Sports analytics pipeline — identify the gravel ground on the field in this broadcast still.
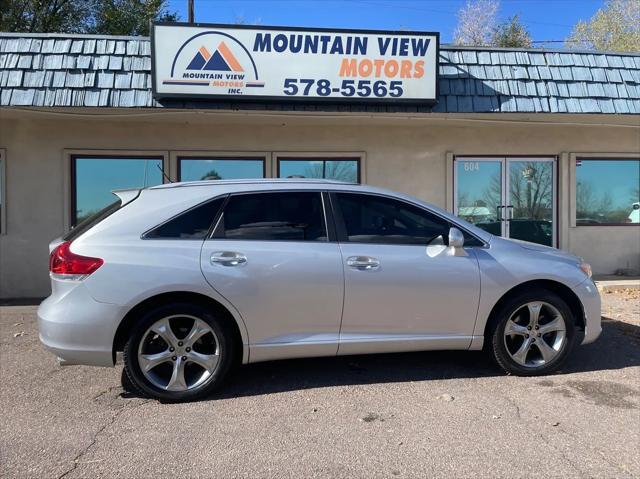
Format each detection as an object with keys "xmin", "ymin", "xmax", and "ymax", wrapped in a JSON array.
[{"xmin": 1, "ymin": 290, "xmax": 639, "ymax": 479}]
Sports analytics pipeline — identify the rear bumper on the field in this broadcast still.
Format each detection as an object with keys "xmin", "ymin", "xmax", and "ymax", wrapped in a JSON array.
[
  {"xmin": 37, "ymin": 283, "xmax": 124, "ymax": 367},
  {"xmin": 572, "ymin": 278, "xmax": 602, "ymax": 345}
]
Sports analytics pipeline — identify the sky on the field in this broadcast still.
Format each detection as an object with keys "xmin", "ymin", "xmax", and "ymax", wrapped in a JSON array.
[{"xmin": 165, "ymin": 0, "xmax": 605, "ymax": 46}]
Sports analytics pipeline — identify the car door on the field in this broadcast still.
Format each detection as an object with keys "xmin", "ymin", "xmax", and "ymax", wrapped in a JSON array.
[
  {"xmin": 200, "ymin": 190, "xmax": 344, "ymax": 362},
  {"xmin": 331, "ymin": 192, "xmax": 481, "ymax": 355}
]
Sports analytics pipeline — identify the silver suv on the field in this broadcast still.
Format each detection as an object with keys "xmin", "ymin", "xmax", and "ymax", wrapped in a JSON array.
[{"xmin": 38, "ymin": 180, "xmax": 601, "ymax": 402}]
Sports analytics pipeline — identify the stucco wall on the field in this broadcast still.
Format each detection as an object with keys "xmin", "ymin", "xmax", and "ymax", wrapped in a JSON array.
[{"xmin": 0, "ymin": 110, "xmax": 638, "ymax": 298}]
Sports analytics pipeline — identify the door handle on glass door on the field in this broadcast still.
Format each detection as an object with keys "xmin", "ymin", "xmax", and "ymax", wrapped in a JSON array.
[
  {"xmin": 347, "ymin": 256, "xmax": 380, "ymax": 271},
  {"xmin": 210, "ymin": 251, "xmax": 247, "ymax": 266}
]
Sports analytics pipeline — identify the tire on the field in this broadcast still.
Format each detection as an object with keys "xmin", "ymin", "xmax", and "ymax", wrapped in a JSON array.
[
  {"xmin": 487, "ymin": 288, "xmax": 577, "ymax": 376},
  {"xmin": 123, "ymin": 302, "xmax": 235, "ymax": 402}
]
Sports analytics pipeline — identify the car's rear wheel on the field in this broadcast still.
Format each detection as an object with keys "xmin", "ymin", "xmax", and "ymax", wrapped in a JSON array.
[
  {"xmin": 123, "ymin": 303, "xmax": 235, "ymax": 402},
  {"xmin": 488, "ymin": 289, "xmax": 577, "ymax": 376}
]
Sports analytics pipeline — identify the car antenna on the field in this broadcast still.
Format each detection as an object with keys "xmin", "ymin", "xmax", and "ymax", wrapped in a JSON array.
[{"xmin": 157, "ymin": 163, "xmax": 173, "ymax": 183}]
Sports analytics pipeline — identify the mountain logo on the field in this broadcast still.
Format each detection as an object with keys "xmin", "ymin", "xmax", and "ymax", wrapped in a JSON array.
[{"xmin": 186, "ymin": 42, "xmax": 244, "ymax": 72}]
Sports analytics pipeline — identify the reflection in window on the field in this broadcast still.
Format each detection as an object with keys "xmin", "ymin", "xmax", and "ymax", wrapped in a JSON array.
[
  {"xmin": 456, "ymin": 160, "xmax": 502, "ymax": 227},
  {"xmin": 278, "ymin": 158, "xmax": 359, "ymax": 183},
  {"xmin": 217, "ymin": 192, "xmax": 326, "ymax": 241},
  {"xmin": 73, "ymin": 157, "xmax": 163, "ymax": 225},
  {"xmin": 336, "ymin": 193, "xmax": 450, "ymax": 245},
  {"xmin": 576, "ymin": 159, "xmax": 640, "ymax": 225},
  {"xmin": 179, "ymin": 158, "xmax": 264, "ymax": 181}
]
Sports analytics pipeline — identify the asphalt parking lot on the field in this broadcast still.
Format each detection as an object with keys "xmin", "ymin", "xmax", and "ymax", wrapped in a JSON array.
[{"xmin": 1, "ymin": 290, "xmax": 639, "ymax": 478}]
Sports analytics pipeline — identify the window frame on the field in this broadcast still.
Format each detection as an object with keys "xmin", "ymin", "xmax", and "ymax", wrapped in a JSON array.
[
  {"xmin": 573, "ymin": 155, "xmax": 640, "ymax": 227},
  {"xmin": 274, "ymin": 152, "xmax": 365, "ymax": 183},
  {"xmin": 329, "ymin": 191, "xmax": 487, "ymax": 247},
  {"xmin": 0, "ymin": 149, "xmax": 6, "ymax": 235},
  {"xmin": 175, "ymin": 153, "xmax": 268, "ymax": 182},
  {"xmin": 209, "ymin": 190, "xmax": 333, "ymax": 243},
  {"xmin": 65, "ymin": 151, "xmax": 167, "ymax": 230}
]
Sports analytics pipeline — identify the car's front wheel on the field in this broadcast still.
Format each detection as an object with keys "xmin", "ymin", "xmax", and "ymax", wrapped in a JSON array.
[
  {"xmin": 123, "ymin": 303, "xmax": 235, "ymax": 402},
  {"xmin": 488, "ymin": 289, "xmax": 577, "ymax": 376}
]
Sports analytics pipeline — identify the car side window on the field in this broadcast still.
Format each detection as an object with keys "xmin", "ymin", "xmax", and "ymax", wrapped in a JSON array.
[
  {"xmin": 335, "ymin": 193, "xmax": 450, "ymax": 245},
  {"xmin": 214, "ymin": 192, "xmax": 327, "ymax": 241},
  {"xmin": 144, "ymin": 197, "xmax": 225, "ymax": 239}
]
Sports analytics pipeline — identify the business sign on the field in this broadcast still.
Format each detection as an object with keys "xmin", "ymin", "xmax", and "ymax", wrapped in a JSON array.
[{"xmin": 151, "ymin": 23, "xmax": 439, "ymax": 103}]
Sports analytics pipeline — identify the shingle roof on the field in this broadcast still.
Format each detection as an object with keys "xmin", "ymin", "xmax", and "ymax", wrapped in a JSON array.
[{"xmin": 1, "ymin": 32, "xmax": 639, "ymax": 114}]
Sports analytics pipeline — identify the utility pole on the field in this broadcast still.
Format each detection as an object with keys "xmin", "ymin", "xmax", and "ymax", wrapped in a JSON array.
[{"xmin": 188, "ymin": 0, "xmax": 195, "ymax": 23}]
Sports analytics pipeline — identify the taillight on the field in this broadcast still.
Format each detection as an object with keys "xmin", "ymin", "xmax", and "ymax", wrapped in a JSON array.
[{"xmin": 49, "ymin": 241, "xmax": 103, "ymax": 278}]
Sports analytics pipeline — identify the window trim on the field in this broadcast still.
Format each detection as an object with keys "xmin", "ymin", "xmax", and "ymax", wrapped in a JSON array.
[
  {"xmin": 64, "ymin": 149, "xmax": 169, "ymax": 230},
  {"xmin": 209, "ymin": 189, "xmax": 332, "ymax": 243},
  {"xmin": 274, "ymin": 151, "xmax": 365, "ymax": 183},
  {"xmin": 173, "ymin": 151, "xmax": 269, "ymax": 182},
  {"xmin": 572, "ymin": 154, "xmax": 640, "ymax": 227},
  {"xmin": 329, "ymin": 190, "xmax": 488, "ymax": 247},
  {"xmin": 0, "ymin": 149, "xmax": 6, "ymax": 235},
  {"xmin": 69, "ymin": 153, "xmax": 168, "ymax": 227}
]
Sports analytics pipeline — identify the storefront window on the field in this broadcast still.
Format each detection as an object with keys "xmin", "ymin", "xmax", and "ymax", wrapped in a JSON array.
[
  {"xmin": 178, "ymin": 157, "xmax": 265, "ymax": 181},
  {"xmin": 72, "ymin": 156, "xmax": 164, "ymax": 225},
  {"xmin": 576, "ymin": 159, "xmax": 640, "ymax": 225},
  {"xmin": 278, "ymin": 158, "xmax": 359, "ymax": 183}
]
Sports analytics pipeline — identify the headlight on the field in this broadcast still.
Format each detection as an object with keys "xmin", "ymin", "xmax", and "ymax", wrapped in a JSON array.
[{"xmin": 579, "ymin": 261, "xmax": 592, "ymax": 278}]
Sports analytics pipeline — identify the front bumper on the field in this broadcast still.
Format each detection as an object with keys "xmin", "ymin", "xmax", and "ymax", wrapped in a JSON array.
[
  {"xmin": 37, "ymin": 282, "xmax": 124, "ymax": 367},
  {"xmin": 572, "ymin": 278, "xmax": 602, "ymax": 344}
]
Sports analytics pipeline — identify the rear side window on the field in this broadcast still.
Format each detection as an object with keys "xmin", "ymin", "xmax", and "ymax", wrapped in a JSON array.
[
  {"xmin": 63, "ymin": 200, "xmax": 122, "ymax": 242},
  {"xmin": 214, "ymin": 192, "xmax": 326, "ymax": 241},
  {"xmin": 145, "ymin": 197, "xmax": 225, "ymax": 239}
]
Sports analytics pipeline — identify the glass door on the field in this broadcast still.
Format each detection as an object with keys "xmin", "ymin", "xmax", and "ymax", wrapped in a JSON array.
[
  {"xmin": 506, "ymin": 159, "xmax": 555, "ymax": 247},
  {"xmin": 454, "ymin": 157, "xmax": 556, "ymax": 247},
  {"xmin": 455, "ymin": 158, "xmax": 505, "ymax": 238}
]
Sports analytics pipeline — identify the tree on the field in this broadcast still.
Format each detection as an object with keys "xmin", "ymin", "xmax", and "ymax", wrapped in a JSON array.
[
  {"xmin": 200, "ymin": 169, "xmax": 222, "ymax": 180},
  {"xmin": 0, "ymin": 0, "xmax": 94, "ymax": 33},
  {"xmin": 492, "ymin": 15, "xmax": 532, "ymax": 48},
  {"xmin": 453, "ymin": 0, "xmax": 500, "ymax": 46},
  {"xmin": 0, "ymin": 0, "xmax": 179, "ymax": 35},
  {"xmin": 566, "ymin": 0, "xmax": 640, "ymax": 53},
  {"xmin": 90, "ymin": 0, "xmax": 178, "ymax": 36}
]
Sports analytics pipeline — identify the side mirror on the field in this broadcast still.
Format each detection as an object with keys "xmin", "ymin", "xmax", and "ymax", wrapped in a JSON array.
[{"xmin": 448, "ymin": 227, "xmax": 468, "ymax": 257}]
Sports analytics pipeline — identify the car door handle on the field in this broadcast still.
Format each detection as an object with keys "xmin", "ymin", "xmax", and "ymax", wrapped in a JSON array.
[
  {"xmin": 210, "ymin": 251, "xmax": 247, "ymax": 266},
  {"xmin": 346, "ymin": 256, "xmax": 380, "ymax": 271}
]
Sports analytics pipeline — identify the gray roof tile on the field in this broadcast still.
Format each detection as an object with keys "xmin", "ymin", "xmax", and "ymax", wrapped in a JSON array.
[
  {"xmin": 53, "ymin": 39, "xmax": 71, "ymax": 53},
  {"xmin": 10, "ymin": 88, "xmax": 35, "ymax": 105},
  {"xmin": 97, "ymin": 71, "xmax": 114, "ymax": 88},
  {"xmin": 6, "ymin": 70, "xmax": 23, "ymax": 87},
  {"xmin": 17, "ymin": 54, "xmax": 32, "ymax": 69},
  {"xmin": 23, "ymin": 70, "xmax": 45, "ymax": 87},
  {"xmin": 40, "ymin": 39, "xmax": 55, "ymax": 54},
  {"xmin": 70, "ymin": 40, "xmax": 84, "ymax": 54},
  {"xmin": 477, "ymin": 51, "xmax": 491, "ymax": 64},
  {"xmin": 606, "ymin": 68, "xmax": 623, "ymax": 83},
  {"xmin": 52, "ymin": 70, "xmax": 66, "ymax": 87},
  {"xmin": 0, "ymin": 87, "xmax": 12, "ymax": 104},
  {"xmin": 83, "ymin": 39, "xmax": 96, "ymax": 54},
  {"xmin": 29, "ymin": 39, "xmax": 42, "ymax": 53},
  {"xmin": 65, "ymin": 70, "xmax": 84, "ymax": 88},
  {"xmin": 114, "ymin": 71, "xmax": 131, "ymax": 89},
  {"xmin": 108, "ymin": 55, "xmax": 123, "ymax": 70}
]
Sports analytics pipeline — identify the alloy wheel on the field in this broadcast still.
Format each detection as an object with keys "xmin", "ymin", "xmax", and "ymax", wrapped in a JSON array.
[
  {"xmin": 137, "ymin": 315, "xmax": 220, "ymax": 392},
  {"xmin": 503, "ymin": 301, "xmax": 567, "ymax": 368}
]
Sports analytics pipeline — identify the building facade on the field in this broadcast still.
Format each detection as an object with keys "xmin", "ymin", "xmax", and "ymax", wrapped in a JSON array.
[{"xmin": 0, "ymin": 31, "xmax": 639, "ymax": 299}]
